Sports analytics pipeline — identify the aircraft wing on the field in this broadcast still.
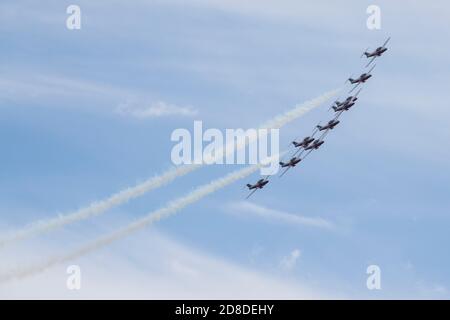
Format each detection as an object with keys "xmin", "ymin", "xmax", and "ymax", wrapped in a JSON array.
[
  {"xmin": 245, "ymin": 188, "xmax": 258, "ymax": 199},
  {"xmin": 333, "ymin": 110, "xmax": 345, "ymax": 121},
  {"xmin": 382, "ymin": 37, "xmax": 391, "ymax": 48},
  {"xmin": 365, "ymin": 55, "xmax": 377, "ymax": 67},
  {"xmin": 349, "ymin": 82, "xmax": 361, "ymax": 94},
  {"xmin": 319, "ymin": 129, "xmax": 331, "ymax": 141},
  {"xmin": 279, "ymin": 166, "xmax": 292, "ymax": 178},
  {"xmin": 292, "ymin": 147, "xmax": 306, "ymax": 158},
  {"xmin": 301, "ymin": 149, "xmax": 314, "ymax": 161}
]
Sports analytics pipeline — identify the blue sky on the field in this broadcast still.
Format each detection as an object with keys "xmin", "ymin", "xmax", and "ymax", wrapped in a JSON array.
[{"xmin": 1, "ymin": 0, "xmax": 450, "ymax": 298}]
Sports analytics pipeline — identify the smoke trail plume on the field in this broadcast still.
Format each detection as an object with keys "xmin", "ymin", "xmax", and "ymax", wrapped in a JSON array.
[
  {"xmin": 0, "ymin": 164, "xmax": 200, "ymax": 247},
  {"xmin": 0, "ymin": 89, "xmax": 339, "ymax": 247},
  {"xmin": 0, "ymin": 154, "xmax": 283, "ymax": 283}
]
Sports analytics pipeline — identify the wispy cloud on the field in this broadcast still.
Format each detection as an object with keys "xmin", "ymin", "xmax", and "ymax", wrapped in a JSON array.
[
  {"xmin": 416, "ymin": 280, "xmax": 449, "ymax": 298},
  {"xmin": 280, "ymin": 249, "xmax": 301, "ymax": 271},
  {"xmin": 0, "ymin": 230, "xmax": 327, "ymax": 299},
  {"xmin": 116, "ymin": 100, "xmax": 198, "ymax": 118},
  {"xmin": 227, "ymin": 201, "xmax": 334, "ymax": 229},
  {"xmin": 0, "ymin": 161, "xmax": 277, "ymax": 282},
  {"xmin": 0, "ymin": 72, "xmax": 134, "ymax": 106}
]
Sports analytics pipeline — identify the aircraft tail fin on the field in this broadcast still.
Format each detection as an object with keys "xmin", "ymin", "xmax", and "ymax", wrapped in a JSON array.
[
  {"xmin": 246, "ymin": 184, "xmax": 252, "ymax": 189},
  {"xmin": 279, "ymin": 162, "xmax": 285, "ymax": 166},
  {"xmin": 332, "ymin": 106, "xmax": 337, "ymax": 112},
  {"xmin": 361, "ymin": 47, "xmax": 370, "ymax": 58}
]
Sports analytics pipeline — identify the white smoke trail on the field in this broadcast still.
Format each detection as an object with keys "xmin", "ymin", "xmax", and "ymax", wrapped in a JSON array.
[
  {"xmin": 0, "ymin": 89, "xmax": 340, "ymax": 247},
  {"xmin": 0, "ymin": 164, "xmax": 200, "ymax": 247},
  {"xmin": 0, "ymin": 154, "xmax": 284, "ymax": 283}
]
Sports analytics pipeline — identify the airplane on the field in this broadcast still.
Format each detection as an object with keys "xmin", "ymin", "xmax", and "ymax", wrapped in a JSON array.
[
  {"xmin": 279, "ymin": 157, "xmax": 302, "ymax": 177},
  {"xmin": 246, "ymin": 178, "xmax": 269, "ymax": 190},
  {"xmin": 348, "ymin": 64, "xmax": 375, "ymax": 93},
  {"xmin": 292, "ymin": 136, "xmax": 314, "ymax": 148},
  {"xmin": 332, "ymin": 89, "xmax": 361, "ymax": 112},
  {"xmin": 317, "ymin": 119, "xmax": 340, "ymax": 131},
  {"xmin": 304, "ymin": 139, "xmax": 324, "ymax": 150},
  {"xmin": 245, "ymin": 178, "xmax": 269, "ymax": 199},
  {"xmin": 279, "ymin": 157, "xmax": 302, "ymax": 168},
  {"xmin": 363, "ymin": 37, "xmax": 390, "ymax": 67}
]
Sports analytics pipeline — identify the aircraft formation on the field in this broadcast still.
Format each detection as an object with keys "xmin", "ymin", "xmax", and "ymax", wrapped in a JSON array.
[{"xmin": 245, "ymin": 37, "xmax": 390, "ymax": 199}]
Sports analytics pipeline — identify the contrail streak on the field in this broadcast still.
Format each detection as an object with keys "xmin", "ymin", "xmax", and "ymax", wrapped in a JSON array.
[
  {"xmin": 0, "ymin": 89, "xmax": 340, "ymax": 247},
  {"xmin": 0, "ymin": 154, "xmax": 283, "ymax": 283},
  {"xmin": 0, "ymin": 164, "xmax": 200, "ymax": 247}
]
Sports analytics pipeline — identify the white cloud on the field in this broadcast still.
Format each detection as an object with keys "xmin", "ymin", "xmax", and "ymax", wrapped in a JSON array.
[
  {"xmin": 155, "ymin": 0, "xmax": 353, "ymax": 24},
  {"xmin": 0, "ymin": 230, "xmax": 327, "ymax": 299},
  {"xmin": 227, "ymin": 201, "xmax": 334, "ymax": 229},
  {"xmin": 0, "ymin": 72, "xmax": 134, "ymax": 106},
  {"xmin": 432, "ymin": 285, "xmax": 448, "ymax": 295},
  {"xmin": 116, "ymin": 100, "xmax": 198, "ymax": 118},
  {"xmin": 0, "ymin": 72, "xmax": 198, "ymax": 120},
  {"xmin": 415, "ymin": 280, "xmax": 449, "ymax": 298},
  {"xmin": 280, "ymin": 249, "xmax": 301, "ymax": 271}
]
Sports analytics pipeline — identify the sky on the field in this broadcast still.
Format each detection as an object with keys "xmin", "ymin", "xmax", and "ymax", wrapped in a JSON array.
[{"xmin": 1, "ymin": 0, "xmax": 450, "ymax": 299}]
